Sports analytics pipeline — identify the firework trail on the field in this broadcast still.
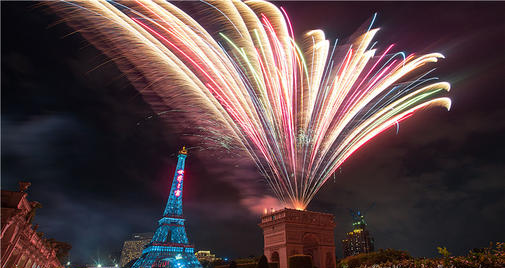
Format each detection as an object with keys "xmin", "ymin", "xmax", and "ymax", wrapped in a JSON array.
[{"xmin": 48, "ymin": 0, "xmax": 451, "ymax": 210}]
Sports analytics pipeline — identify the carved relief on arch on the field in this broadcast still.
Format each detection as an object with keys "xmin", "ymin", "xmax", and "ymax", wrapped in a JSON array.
[
  {"xmin": 1, "ymin": 221, "xmax": 13, "ymax": 239},
  {"xmin": 2, "ymin": 223, "xmax": 19, "ymax": 243},
  {"xmin": 325, "ymin": 252, "xmax": 334, "ymax": 268},
  {"xmin": 302, "ymin": 233, "xmax": 319, "ymax": 247},
  {"xmin": 302, "ymin": 233, "xmax": 320, "ymax": 258}
]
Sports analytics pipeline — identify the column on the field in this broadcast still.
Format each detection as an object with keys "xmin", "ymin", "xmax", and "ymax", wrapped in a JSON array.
[
  {"xmin": 23, "ymin": 257, "xmax": 34, "ymax": 268},
  {"xmin": 4, "ymin": 248, "xmax": 21, "ymax": 268},
  {"xmin": 15, "ymin": 253, "xmax": 27, "ymax": 268},
  {"xmin": 2, "ymin": 225, "xmax": 20, "ymax": 267}
]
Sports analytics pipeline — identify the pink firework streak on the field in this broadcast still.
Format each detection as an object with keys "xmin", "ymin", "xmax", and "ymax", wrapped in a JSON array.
[{"xmin": 48, "ymin": 0, "xmax": 451, "ymax": 210}]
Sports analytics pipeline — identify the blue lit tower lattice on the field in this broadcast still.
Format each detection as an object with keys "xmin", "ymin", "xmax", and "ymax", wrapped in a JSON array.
[{"xmin": 132, "ymin": 147, "xmax": 202, "ymax": 268}]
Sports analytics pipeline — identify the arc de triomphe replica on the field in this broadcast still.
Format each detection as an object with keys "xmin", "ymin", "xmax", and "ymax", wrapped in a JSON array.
[{"xmin": 259, "ymin": 208, "xmax": 336, "ymax": 268}]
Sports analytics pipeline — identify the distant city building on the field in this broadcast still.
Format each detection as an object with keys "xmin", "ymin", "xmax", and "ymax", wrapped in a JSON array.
[
  {"xmin": 259, "ymin": 208, "xmax": 336, "ymax": 268},
  {"xmin": 195, "ymin": 251, "xmax": 217, "ymax": 262},
  {"xmin": 341, "ymin": 211, "xmax": 374, "ymax": 257},
  {"xmin": 119, "ymin": 232, "xmax": 154, "ymax": 267},
  {"xmin": 1, "ymin": 182, "xmax": 65, "ymax": 268}
]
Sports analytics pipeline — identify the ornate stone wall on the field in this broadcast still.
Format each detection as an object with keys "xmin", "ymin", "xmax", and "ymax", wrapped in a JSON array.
[{"xmin": 1, "ymin": 182, "xmax": 64, "ymax": 268}]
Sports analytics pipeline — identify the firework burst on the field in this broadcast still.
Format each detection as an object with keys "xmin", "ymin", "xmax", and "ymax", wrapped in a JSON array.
[{"xmin": 48, "ymin": 0, "xmax": 451, "ymax": 210}]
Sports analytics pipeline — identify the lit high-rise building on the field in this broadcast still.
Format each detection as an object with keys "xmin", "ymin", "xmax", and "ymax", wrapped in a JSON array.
[
  {"xmin": 341, "ymin": 211, "xmax": 374, "ymax": 257},
  {"xmin": 119, "ymin": 233, "xmax": 154, "ymax": 267},
  {"xmin": 195, "ymin": 251, "xmax": 217, "ymax": 263}
]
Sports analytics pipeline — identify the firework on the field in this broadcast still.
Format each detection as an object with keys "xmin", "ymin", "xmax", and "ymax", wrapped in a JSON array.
[{"xmin": 49, "ymin": 0, "xmax": 451, "ymax": 210}]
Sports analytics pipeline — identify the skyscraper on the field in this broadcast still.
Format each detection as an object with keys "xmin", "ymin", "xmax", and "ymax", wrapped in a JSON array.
[
  {"xmin": 341, "ymin": 211, "xmax": 374, "ymax": 257},
  {"xmin": 119, "ymin": 233, "xmax": 154, "ymax": 267},
  {"xmin": 131, "ymin": 147, "xmax": 202, "ymax": 268},
  {"xmin": 194, "ymin": 251, "xmax": 218, "ymax": 263}
]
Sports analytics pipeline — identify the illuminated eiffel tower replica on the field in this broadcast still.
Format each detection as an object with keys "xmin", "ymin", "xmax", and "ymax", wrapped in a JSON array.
[{"xmin": 132, "ymin": 147, "xmax": 202, "ymax": 268}]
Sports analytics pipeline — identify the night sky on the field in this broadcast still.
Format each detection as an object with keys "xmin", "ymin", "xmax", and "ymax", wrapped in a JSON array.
[{"xmin": 2, "ymin": 1, "xmax": 504, "ymax": 265}]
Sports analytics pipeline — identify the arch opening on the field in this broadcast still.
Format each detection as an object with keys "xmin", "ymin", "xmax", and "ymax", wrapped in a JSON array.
[{"xmin": 271, "ymin": 251, "xmax": 280, "ymax": 263}]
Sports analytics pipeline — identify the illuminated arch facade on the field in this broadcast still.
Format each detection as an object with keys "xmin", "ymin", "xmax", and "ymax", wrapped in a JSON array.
[{"xmin": 259, "ymin": 209, "xmax": 336, "ymax": 268}]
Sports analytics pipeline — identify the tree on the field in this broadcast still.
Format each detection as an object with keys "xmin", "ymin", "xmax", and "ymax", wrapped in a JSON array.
[
  {"xmin": 288, "ymin": 255, "xmax": 312, "ymax": 268},
  {"xmin": 257, "ymin": 255, "xmax": 269, "ymax": 268},
  {"xmin": 46, "ymin": 239, "xmax": 72, "ymax": 264},
  {"xmin": 437, "ymin": 246, "xmax": 451, "ymax": 258},
  {"xmin": 337, "ymin": 249, "xmax": 411, "ymax": 268}
]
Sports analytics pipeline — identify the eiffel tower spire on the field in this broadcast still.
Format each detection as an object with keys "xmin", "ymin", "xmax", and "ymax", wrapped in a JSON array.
[
  {"xmin": 132, "ymin": 147, "xmax": 202, "ymax": 268},
  {"xmin": 163, "ymin": 146, "xmax": 188, "ymax": 217}
]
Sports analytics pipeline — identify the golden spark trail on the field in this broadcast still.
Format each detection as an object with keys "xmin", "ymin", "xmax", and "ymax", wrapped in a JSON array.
[{"xmin": 48, "ymin": 0, "xmax": 451, "ymax": 210}]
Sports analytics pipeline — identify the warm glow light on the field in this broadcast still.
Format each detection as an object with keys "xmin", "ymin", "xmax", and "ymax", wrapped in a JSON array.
[{"xmin": 293, "ymin": 200, "xmax": 306, "ymax": 211}]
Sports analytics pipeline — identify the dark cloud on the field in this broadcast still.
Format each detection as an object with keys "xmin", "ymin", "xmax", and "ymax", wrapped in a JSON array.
[{"xmin": 2, "ymin": 1, "xmax": 504, "ymax": 265}]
